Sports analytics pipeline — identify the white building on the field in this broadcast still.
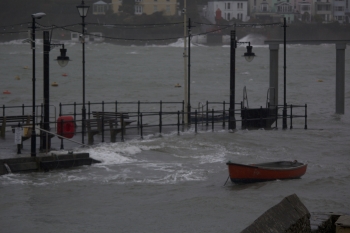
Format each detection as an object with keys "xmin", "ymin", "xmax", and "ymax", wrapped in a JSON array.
[
  {"xmin": 333, "ymin": 0, "xmax": 347, "ymax": 23},
  {"xmin": 206, "ymin": 0, "xmax": 250, "ymax": 23}
]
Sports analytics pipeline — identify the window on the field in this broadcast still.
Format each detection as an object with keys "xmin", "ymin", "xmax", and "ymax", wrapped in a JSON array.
[
  {"xmin": 336, "ymin": 16, "xmax": 344, "ymax": 20},
  {"xmin": 154, "ymin": 5, "xmax": 157, "ymax": 12},
  {"xmin": 317, "ymin": 4, "xmax": 331, "ymax": 11},
  {"xmin": 277, "ymin": 4, "xmax": 292, "ymax": 12},
  {"xmin": 301, "ymin": 5, "xmax": 310, "ymax": 11},
  {"xmin": 166, "ymin": 5, "xmax": 170, "ymax": 13},
  {"xmin": 261, "ymin": 3, "xmax": 268, "ymax": 12},
  {"xmin": 227, "ymin": 3, "xmax": 231, "ymax": 9},
  {"xmin": 135, "ymin": 5, "xmax": 143, "ymax": 14},
  {"xmin": 254, "ymin": 0, "xmax": 256, "ymax": 6},
  {"xmin": 335, "ymin": 6, "xmax": 344, "ymax": 11},
  {"xmin": 227, "ymin": 13, "xmax": 231, "ymax": 20}
]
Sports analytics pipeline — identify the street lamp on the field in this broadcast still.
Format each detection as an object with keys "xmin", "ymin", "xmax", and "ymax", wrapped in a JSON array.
[
  {"xmin": 229, "ymin": 28, "xmax": 255, "ymax": 130},
  {"xmin": 41, "ymin": 31, "xmax": 70, "ymax": 151},
  {"xmin": 76, "ymin": 0, "xmax": 90, "ymax": 144},
  {"xmin": 31, "ymin": 12, "xmax": 46, "ymax": 157}
]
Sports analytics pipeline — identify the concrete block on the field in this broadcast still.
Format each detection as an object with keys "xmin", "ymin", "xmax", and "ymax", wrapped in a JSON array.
[
  {"xmin": 8, "ymin": 162, "xmax": 38, "ymax": 172},
  {"xmin": 241, "ymin": 194, "xmax": 311, "ymax": 233},
  {"xmin": 336, "ymin": 216, "xmax": 350, "ymax": 233}
]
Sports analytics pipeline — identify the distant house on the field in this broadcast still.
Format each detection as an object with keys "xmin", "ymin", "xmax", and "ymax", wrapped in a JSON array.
[
  {"xmin": 295, "ymin": 0, "xmax": 313, "ymax": 22},
  {"xmin": 206, "ymin": 0, "xmax": 250, "ymax": 23},
  {"xmin": 273, "ymin": 0, "xmax": 296, "ymax": 23},
  {"xmin": 111, "ymin": 0, "xmax": 122, "ymax": 13},
  {"xmin": 333, "ymin": 0, "xmax": 347, "ymax": 23},
  {"xmin": 111, "ymin": 0, "xmax": 178, "ymax": 16},
  {"xmin": 71, "ymin": 32, "xmax": 104, "ymax": 42},
  {"xmin": 93, "ymin": 0, "xmax": 110, "ymax": 15},
  {"xmin": 249, "ymin": 0, "xmax": 281, "ymax": 22},
  {"xmin": 313, "ymin": 0, "xmax": 333, "ymax": 22}
]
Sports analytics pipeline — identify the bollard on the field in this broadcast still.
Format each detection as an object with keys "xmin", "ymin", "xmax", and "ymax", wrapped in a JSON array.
[
  {"xmin": 304, "ymin": 104, "xmax": 307, "ymax": 130},
  {"xmin": 223, "ymin": 101, "xmax": 226, "ymax": 128},
  {"xmin": 159, "ymin": 111, "xmax": 162, "ymax": 135},
  {"xmin": 121, "ymin": 114, "xmax": 124, "ymax": 142},
  {"xmin": 15, "ymin": 123, "xmax": 22, "ymax": 154},
  {"xmin": 140, "ymin": 113, "xmax": 143, "ymax": 139},
  {"xmin": 290, "ymin": 104, "xmax": 293, "ymax": 129},
  {"xmin": 177, "ymin": 110, "xmax": 180, "ymax": 135},
  {"xmin": 60, "ymin": 119, "xmax": 64, "ymax": 149},
  {"xmin": 195, "ymin": 110, "xmax": 197, "ymax": 133},
  {"xmin": 212, "ymin": 109, "xmax": 215, "ymax": 131}
]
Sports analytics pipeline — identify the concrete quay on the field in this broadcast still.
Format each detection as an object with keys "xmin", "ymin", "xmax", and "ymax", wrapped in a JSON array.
[
  {"xmin": 0, "ymin": 127, "xmax": 103, "ymax": 176},
  {"xmin": 0, "ymin": 123, "xmax": 188, "ymax": 176}
]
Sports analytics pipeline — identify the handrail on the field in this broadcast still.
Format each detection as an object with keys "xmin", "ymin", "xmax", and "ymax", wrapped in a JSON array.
[{"xmin": 36, "ymin": 126, "xmax": 89, "ymax": 148}]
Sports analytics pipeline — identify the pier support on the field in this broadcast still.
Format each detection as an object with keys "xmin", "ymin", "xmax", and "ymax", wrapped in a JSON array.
[
  {"xmin": 336, "ymin": 43, "xmax": 346, "ymax": 114},
  {"xmin": 269, "ymin": 44, "xmax": 279, "ymax": 108}
]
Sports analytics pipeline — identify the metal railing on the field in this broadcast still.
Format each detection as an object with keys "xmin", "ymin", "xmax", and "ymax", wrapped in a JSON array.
[{"xmin": 1, "ymin": 101, "xmax": 308, "ymax": 148}]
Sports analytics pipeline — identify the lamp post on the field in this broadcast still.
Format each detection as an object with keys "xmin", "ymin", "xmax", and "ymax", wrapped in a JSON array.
[
  {"xmin": 42, "ymin": 31, "xmax": 70, "ymax": 150},
  {"xmin": 77, "ymin": 0, "xmax": 90, "ymax": 144},
  {"xmin": 183, "ymin": 0, "xmax": 188, "ymax": 125},
  {"xmin": 187, "ymin": 18, "xmax": 192, "ymax": 124},
  {"xmin": 282, "ymin": 17, "xmax": 287, "ymax": 129},
  {"xmin": 31, "ymin": 12, "xmax": 46, "ymax": 157},
  {"xmin": 229, "ymin": 28, "xmax": 255, "ymax": 130}
]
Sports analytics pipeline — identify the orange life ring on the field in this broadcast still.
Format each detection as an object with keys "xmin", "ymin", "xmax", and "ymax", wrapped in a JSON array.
[{"xmin": 57, "ymin": 116, "xmax": 75, "ymax": 138}]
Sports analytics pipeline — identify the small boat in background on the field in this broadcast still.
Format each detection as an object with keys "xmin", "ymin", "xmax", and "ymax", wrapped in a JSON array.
[
  {"xmin": 51, "ymin": 82, "xmax": 58, "ymax": 87},
  {"xmin": 226, "ymin": 160, "xmax": 307, "ymax": 183}
]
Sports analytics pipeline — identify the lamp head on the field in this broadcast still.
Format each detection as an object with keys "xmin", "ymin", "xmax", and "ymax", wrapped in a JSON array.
[
  {"xmin": 77, "ymin": 1, "xmax": 90, "ymax": 17},
  {"xmin": 32, "ymin": 12, "xmax": 46, "ymax": 19},
  {"xmin": 56, "ymin": 48, "xmax": 70, "ymax": 67},
  {"xmin": 244, "ymin": 45, "xmax": 255, "ymax": 62}
]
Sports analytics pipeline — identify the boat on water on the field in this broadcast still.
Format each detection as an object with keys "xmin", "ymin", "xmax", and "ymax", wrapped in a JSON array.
[{"xmin": 226, "ymin": 160, "xmax": 307, "ymax": 183}]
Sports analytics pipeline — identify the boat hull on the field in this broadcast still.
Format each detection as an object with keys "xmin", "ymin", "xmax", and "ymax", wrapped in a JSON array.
[{"xmin": 226, "ymin": 161, "xmax": 307, "ymax": 183}]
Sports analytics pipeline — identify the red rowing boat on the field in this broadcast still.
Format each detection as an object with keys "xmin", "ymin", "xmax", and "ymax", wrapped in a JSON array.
[{"xmin": 226, "ymin": 160, "xmax": 307, "ymax": 183}]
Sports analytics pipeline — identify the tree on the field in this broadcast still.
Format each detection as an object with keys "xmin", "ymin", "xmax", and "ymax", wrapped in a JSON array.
[{"xmin": 119, "ymin": 0, "xmax": 135, "ymax": 15}]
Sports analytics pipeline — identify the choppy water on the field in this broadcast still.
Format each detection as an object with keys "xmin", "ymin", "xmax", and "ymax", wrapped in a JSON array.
[{"xmin": 0, "ymin": 36, "xmax": 349, "ymax": 232}]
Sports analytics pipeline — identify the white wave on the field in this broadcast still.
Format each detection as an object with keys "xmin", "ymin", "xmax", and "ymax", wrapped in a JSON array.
[
  {"xmin": 168, "ymin": 38, "xmax": 205, "ymax": 48},
  {"xmin": 79, "ymin": 143, "xmax": 138, "ymax": 165},
  {"xmin": 75, "ymin": 141, "xmax": 163, "ymax": 165}
]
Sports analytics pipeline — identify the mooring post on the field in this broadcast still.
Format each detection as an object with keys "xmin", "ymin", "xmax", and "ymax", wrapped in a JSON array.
[
  {"xmin": 177, "ymin": 110, "xmax": 180, "ymax": 135},
  {"xmin": 137, "ymin": 100, "xmax": 140, "ymax": 126},
  {"xmin": 290, "ymin": 104, "xmax": 293, "ymax": 129},
  {"xmin": 336, "ymin": 42, "xmax": 346, "ymax": 114},
  {"xmin": 223, "ymin": 101, "xmax": 226, "ymax": 128},
  {"xmin": 195, "ymin": 110, "xmax": 197, "ymax": 133},
  {"xmin": 269, "ymin": 44, "xmax": 279, "ymax": 111},
  {"xmin": 140, "ymin": 113, "xmax": 143, "ymax": 139},
  {"xmin": 60, "ymin": 119, "xmax": 64, "ymax": 149}
]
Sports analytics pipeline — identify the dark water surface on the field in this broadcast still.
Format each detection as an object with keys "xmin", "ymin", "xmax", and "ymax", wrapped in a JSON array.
[{"xmin": 0, "ymin": 39, "xmax": 349, "ymax": 232}]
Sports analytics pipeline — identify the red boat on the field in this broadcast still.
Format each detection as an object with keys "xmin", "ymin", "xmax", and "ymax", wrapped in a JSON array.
[{"xmin": 226, "ymin": 161, "xmax": 307, "ymax": 183}]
